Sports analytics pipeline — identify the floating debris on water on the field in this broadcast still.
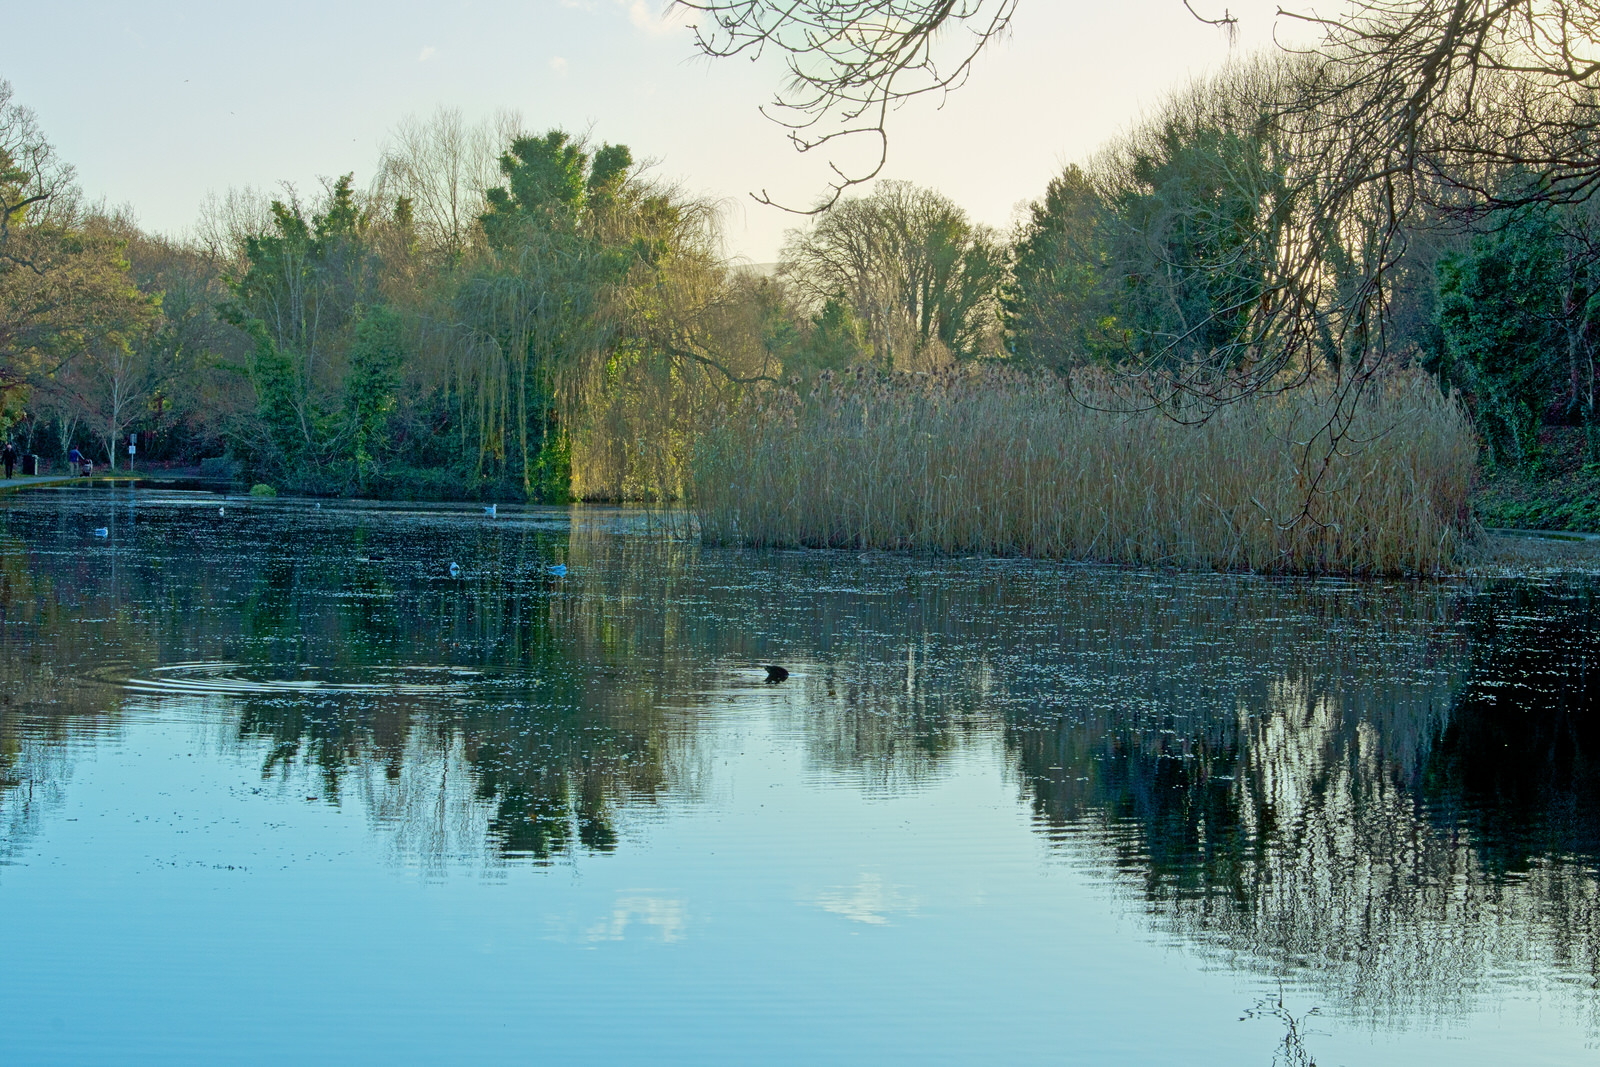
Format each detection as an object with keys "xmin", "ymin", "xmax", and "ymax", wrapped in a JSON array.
[
  {"xmin": 449, "ymin": 562, "xmax": 461, "ymax": 578},
  {"xmin": 93, "ymin": 527, "xmax": 108, "ymax": 537}
]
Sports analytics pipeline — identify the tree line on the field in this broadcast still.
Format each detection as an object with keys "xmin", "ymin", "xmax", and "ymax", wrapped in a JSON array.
[
  {"xmin": 1, "ymin": 96, "xmax": 780, "ymax": 500},
  {"xmin": 0, "ymin": 86, "xmax": 1009, "ymax": 501},
  {"xmin": 682, "ymin": 0, "xmax": 1600, "ymax": 476},
  {"xmin": 5, "ymin": 9, "xmax": 1598, "ymax": 500}
]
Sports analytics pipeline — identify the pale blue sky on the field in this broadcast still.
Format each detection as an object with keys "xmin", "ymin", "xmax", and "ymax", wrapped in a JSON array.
[{"xmin": 3, "ymin": 1, "xmax": 1303, "ymax": 260}]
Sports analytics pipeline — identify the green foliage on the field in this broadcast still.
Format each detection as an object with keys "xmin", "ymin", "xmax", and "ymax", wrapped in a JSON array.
[
  {"xmin": 530, "ymin": 429, "xmax": 572, "ymax": 504},
  {"xmin": 801, "ymin": 298, "xmax": 871, "ymax": 371},
  {"xmin": 1004, "ymin": 166, "xmax": 1122, "ymax": 369},
  {"xmin": 6, "ymin": 217, "xmax": 161, "ymax": 470},
  {"xmin": 116, "ymin": 234, "xmax": 228, "ymax": 458},
  {"xmin": 1431, "ymin": 202, "xmax": 1600, "ymax": 471},
  {"xmin": 458, "ymin": 129, "xmax": 645, "ymax": 501},
  {"xmin": 1006, "ymin": 115, "xmax": 1283, "ymax": 373},
  {"xmin": 250, "ymin": 482, "xmax": 277, "ymax": 497},
  {"xmin": 0, "ymin": 143, "xmax": 34, "ymax": 234},
  {"xmin": 1105, "ymin": 116, "xmax": 1281, "ymax": 368},
  {"xmin": 363, "ymin": 464, "xmax": 508, "ymax": 502},
  {"xmin": 732, "ymin": 277, "xmax": 870, "ymax": 386},
  {"xmin": 136, "ymin": 120, "xmax": 743, "ymax": 506},
  {"xmin": 480, "ymin": 131, "xmax": 633, "ymax": 248},
  {"xmin": 1472, "ymin": 431, "xmax": 1600, "ymax": 531},
  {"xmin": 241, "ymin": 321, "xmax": 301, "ymax": 467},
  {"xmin": 587, "ymin": 144, "xmax": 632, "ymax": 206},
  {"xmin": 228, "ymin": 174, "xmax": 373, "ymax": 356},
  {"xmin": 344, "ymin": 305, "xmax": 403, "ymax": 491},
  {"xmin": 221, "ymin": 175, "xmax": 384, "ymax": 488},
  {"xmin": 216, "ymin": 175, "xmax": 422, "ymax": 492}
]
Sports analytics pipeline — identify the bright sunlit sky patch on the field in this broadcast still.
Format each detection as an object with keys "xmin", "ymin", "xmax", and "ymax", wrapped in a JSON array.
[{"xmin": 3, "ymin": 1, "xmax": 1310, "ymax": 261}]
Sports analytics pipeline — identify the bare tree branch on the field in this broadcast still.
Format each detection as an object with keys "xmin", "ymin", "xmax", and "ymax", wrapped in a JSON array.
[
  {"xmin": 1184, "ymin": 1, "xmax": 1240, "ymax": 43},
  {"xmin": 675, "ymin": 0, "xmax": 1018, "ymax": 211}
]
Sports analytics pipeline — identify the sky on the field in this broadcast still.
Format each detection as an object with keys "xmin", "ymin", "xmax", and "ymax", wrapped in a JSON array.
[{"xmin": 2, "ymin": 1, "xmax": 1311, "ymax": 262}]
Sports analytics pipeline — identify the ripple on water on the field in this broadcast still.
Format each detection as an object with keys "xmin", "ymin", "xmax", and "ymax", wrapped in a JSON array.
[{"xmin": 106, "ymin": 661, "xmax": 491, "ymax": 698}]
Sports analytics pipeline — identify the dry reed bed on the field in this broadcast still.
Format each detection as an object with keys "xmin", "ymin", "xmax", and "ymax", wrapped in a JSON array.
[{"xmin": 691, "ymin": 368, "xmax": 1478, "ymax": 575}]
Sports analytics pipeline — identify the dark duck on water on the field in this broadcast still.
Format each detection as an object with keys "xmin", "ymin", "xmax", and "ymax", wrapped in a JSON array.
[{"xmin": 763, "ymin": 665, "xmax": 789, "ymax": 684}]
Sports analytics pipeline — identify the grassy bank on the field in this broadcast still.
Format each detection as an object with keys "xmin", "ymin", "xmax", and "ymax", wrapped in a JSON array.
[
  {"xmin": 1471, "ymin": 428, "xmax": 1600, "ymax": 533},
  {"xmin": 1476, "ymin": 467, "xmax": 1600, "ymax": 533},
  {"xmin": 692, "ymin": 368, "xmax": 1477, "ymax": 575}
]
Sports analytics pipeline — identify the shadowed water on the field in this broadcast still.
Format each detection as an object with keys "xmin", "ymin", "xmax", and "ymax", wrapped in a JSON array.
[{"xmin": 1, "ymin": 487, "xmax": 1596, "ymax": 1064}]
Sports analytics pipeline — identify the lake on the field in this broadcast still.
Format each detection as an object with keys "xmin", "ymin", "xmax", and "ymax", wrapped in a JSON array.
[{"xmin": 1, "ymin": 486, "xmax": 1596, "ymax": 1064}]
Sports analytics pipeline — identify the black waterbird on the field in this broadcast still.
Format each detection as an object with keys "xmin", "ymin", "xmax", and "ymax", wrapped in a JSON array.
[{"xmin": 763, "ymin": 665, "xmax": 789, "ymax": 684}]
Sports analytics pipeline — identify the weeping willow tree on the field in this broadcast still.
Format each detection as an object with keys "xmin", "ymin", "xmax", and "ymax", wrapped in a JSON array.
[
  {"xmin": 447, "ymin": 133, "xmax": 629, "ymax": 500},
  {"xmin": 447, "ymin": 130, "xmax": 780, "ymax": 502}
]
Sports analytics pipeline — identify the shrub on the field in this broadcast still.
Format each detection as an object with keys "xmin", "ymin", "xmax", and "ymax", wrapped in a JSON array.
[{"xmin": 249, "ymin": 483, "xmax": 277, "ymax": 497}]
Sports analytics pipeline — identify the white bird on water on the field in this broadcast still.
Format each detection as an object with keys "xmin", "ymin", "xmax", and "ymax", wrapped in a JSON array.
[
  {"xmin": 93, "ymin": 528, "xmax": 108, "ymax": 537},
  {"xmin": 484, "ymin": 504, "xmax": 497, "ymax": 518},
  {"xmin": 449, "ymin": 562, "xmax": 461, "ymax": 578},
  {"xmin": 547, "ymin": 563, "xmax": 567, "ymax": 577}
]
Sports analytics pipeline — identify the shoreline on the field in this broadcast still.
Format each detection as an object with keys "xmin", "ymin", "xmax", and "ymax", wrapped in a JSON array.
[
  {"xmin": 5, "ymin": 477, "xmax": 1598, "ymax": 575},
  {"xmin": 0, "ymin": 472, "xmax": 142, "ymax": 493}
]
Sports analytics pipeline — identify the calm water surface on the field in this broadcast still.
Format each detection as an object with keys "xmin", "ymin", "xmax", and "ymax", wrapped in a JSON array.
[{"xmin": 1, "ymin": 487, "xmax": 1597, "ymax": 1064}]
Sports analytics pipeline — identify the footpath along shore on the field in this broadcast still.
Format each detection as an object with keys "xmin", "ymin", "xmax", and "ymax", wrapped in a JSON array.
[{"xmin": 0, "ymin": 472, "xmax": 141, "ymax": 493}]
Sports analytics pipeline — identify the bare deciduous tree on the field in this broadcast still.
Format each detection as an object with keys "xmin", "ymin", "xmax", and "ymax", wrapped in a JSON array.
[
  {"xmin": 782, "ymin": 180, "xmax": 1003, "ymax": 367},
  {"xmin": 194, "ymin": 185, "xmax": 273, "ymax": 267},
  {"xmin": 0, "ymin": 79, "xmax": 76, "ymax": 268},
  {"xmin": 375, "ymin": 107, "xmax": 525, "ymax": 263},
  {"xmin": 675, "ymin": 0, "xmax": 1018, "ymax": 210},
  {"xmin": 1287, "ymin": 1, "xmax": 1600, "ymax": 209}
]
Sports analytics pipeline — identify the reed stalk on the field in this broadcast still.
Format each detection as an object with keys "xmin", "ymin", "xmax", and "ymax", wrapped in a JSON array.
[{"xmin": 690, "ymin": 366, "xmax": 1478, "ymax": 575}]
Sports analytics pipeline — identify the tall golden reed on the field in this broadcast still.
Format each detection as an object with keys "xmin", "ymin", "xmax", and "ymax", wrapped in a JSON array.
[{"xmin": 691, "ymin": 367, "xmax": 1478, "ymax": 575}]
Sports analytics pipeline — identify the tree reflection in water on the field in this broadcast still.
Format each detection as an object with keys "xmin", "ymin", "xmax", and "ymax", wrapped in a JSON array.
[
  {"xmin": 216, "ymin": 513, "xmax": 678, "ymax": 866},
  {"xmin": 1, "ymin": 527, "xmax": 145, "ymax": 868},
  {"xmin": 1, "ymin": 490, "xmax": 1598, "ymax": 1033},
  {"xmin": 1001, "ymin": 580, "xmax": 1600, "ymax": 1025}
]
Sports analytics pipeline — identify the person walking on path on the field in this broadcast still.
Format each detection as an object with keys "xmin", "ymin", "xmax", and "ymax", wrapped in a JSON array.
[{"xmin": 3, "ymin": 442, "xmax": 15, "ymax": 479}]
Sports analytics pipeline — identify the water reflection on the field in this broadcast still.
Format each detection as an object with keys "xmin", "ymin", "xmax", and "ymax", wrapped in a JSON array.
[
  {"xmin": 0, "ymin": 528, "xmax": 131, "ymax": 865},
  {"xmin": 1, "ymin": 489, "xmax": 1598, "ymax": 1041}
]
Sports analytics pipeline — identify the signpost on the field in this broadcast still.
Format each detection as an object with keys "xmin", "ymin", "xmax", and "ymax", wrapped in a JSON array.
[{"xmin": 128, "ymin": 433, "xmax": 136, "ymax": 471}]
